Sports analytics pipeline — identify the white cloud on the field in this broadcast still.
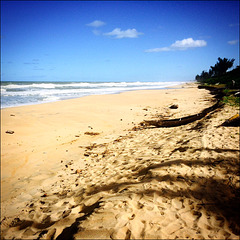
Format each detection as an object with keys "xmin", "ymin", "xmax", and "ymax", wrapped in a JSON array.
[
  {"xmin": 86, "ymin": 20, "xmax": 106, "ymax": 28},
  {"xmin": 104, "ymin": 28, "xmax": 143, "ymax": 39},
  {"xmin": 228, "ymin": 40, "xmax": 239, "ymax": 45},
  {"xmin": 145, "ymin": 38, "xmax": 207, "ymax": 52},
  {"xmin": 145, "ymin": 47, "xmax": 171, "ymax": 52},
  {"xmin": 92, "ymin": 29, "xmax": 101, "ymax": 36},
  {"xmin": 171, "ymin": 38, "xmax": 207, "ymax": 49}
]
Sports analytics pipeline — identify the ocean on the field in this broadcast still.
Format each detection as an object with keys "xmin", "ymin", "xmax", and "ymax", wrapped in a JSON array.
[{"xmin": 1, "ymin": 81, "xmax": 184, "ymax": 108}]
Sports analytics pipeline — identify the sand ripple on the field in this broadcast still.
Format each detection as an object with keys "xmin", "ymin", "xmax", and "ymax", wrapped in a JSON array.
[{"xmin": 1, "ymin": 103, "xmax": 239, "ymax": 239}]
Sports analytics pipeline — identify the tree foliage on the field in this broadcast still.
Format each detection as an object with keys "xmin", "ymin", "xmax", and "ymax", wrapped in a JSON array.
[
  {"xmin": 210, "ymin": 57, "xmax": 235, "ymax": 76},
  {"xmin": 195, "ymin": 57, "xmax": 239, "ymax": 88},
  {"xmin": 195, "ymin": 71, "xmax": 211, "ymax": 82}
]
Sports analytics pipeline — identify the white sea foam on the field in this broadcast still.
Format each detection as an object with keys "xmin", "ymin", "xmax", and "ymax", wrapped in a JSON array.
[
  {"xmin": 1, "ymin": 81, "xmax": 185, "ymax": 108},
  {"xmin": 42, "ymin": 96, "xmax": 61, "ymax": 102},
  {"xmin": 31, "ymin": 83, "xmax": 56, "ymax": 88}
]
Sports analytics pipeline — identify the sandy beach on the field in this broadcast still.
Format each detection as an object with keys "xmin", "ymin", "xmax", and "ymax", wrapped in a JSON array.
[{"xmin": 1, "ymin": 83, "xmax": 239, "ymax": 239}]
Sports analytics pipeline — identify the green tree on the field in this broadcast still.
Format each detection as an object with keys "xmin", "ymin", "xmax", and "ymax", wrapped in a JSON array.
[
  {"xmin": 210, "ymin": 57, "xmax": 235, "ymax": 76},
  {"xmin": 195, "ymin": 71, "xmax": 211, "ymax": 82}
]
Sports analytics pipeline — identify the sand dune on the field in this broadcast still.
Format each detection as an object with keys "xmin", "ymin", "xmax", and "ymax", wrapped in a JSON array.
[{"xmin": 1, "ymin": 83, "xmax": 239, "ymax": 239}]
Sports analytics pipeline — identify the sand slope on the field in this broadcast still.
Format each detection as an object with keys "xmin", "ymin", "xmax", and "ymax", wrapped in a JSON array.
[{"xmin": 1, "ymin": 84, "xmax": 239, "ymax": 239}]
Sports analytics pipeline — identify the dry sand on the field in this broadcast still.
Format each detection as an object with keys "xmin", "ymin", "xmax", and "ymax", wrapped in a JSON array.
[{"xmin": 1, "ymin": 83, "xmax": 239, "ymax": 239}]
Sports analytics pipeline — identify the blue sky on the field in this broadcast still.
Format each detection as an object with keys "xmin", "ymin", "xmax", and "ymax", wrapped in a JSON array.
[{"xmin": 1, "ymin": 1, "xmax": 239, "ymax": 82}]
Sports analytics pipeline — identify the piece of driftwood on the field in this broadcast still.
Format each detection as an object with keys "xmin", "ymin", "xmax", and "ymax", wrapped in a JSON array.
[
  {"xmin": 197, "ymin": 85, "xmax": 225, "ymax": 99},
  {"xmin": 141, "ymin": 101, "xmax": 222, "ymax": 128},
  {"xmin": 169, "ymin": 104, "xmax": 178, "ymax": 109},
  {"xmin": 6, "ymin": 130, "xmax": 15, "ymax": 134},
  {"xmin": 84, "ymin": 131, "xmax": 100, "ymax": 136},
  {"xmin": 221, "ymin": 114, "xmax": 240, "ymax": 127}
]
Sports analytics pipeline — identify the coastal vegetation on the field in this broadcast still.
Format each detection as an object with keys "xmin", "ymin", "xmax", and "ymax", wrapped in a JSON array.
[
  {"xmin": 195, "ymin": 57, "xmax": 239, "ymax": 88},
  {"xmin": 195, "ymin": 57, "xmax": 240, "ymax": 106},
  {"xmin": 222, "ymin": 93, "xmax": 240, "ymax": 107}
]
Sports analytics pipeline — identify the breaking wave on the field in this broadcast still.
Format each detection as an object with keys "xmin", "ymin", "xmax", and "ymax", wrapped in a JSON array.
[{"xmin": 1, "ymin": 81, "xmax": 184, "ymax": 108}]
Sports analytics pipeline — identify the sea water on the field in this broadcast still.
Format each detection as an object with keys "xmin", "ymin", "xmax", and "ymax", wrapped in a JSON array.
[{"xmin": 1, "ymin": 81, "xmax": 184, "ymax": 108}]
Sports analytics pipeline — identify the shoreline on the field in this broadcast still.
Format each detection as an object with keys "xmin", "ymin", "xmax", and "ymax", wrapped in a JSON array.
[
  {"xmin": 1, "ymin": 81, "xmax": 187, "ymax": 109},
  {"xmin": 1, "ymin": 82, "xmax": 189, "ymax": 110},
  {"xmin": 1, "ymin": 82, "xmax": 239, "ymax": 239}
]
